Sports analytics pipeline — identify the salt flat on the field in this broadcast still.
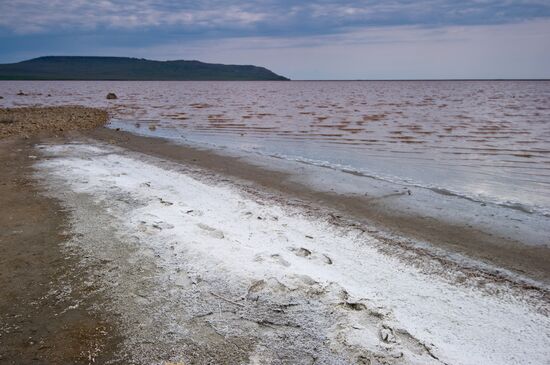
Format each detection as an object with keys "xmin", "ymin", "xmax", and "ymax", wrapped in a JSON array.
[{"xmin": 35, "ymin": 140, "xmax": 550, "ymax": 365}]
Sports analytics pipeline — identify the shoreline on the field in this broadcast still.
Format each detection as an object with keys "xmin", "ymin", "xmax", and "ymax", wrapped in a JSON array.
[
  {"xmin": 33, "ymin": 136, "xmax": 550, "ymax": 364},
  {"xmin": 1, "ymin": 106, "xmax": 549, "ymax": 363},
  {"xmin": 88, "ymin": 127, "xmax": 550, "ymax": 286}
]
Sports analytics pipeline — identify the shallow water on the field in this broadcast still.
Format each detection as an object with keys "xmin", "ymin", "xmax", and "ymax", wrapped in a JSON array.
[{"xmin": 2, "ymin": 80, "xmax": 550, "ymax": 216}]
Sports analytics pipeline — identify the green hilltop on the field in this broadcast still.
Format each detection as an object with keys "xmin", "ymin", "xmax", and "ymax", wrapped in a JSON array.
[{"xmin": 0, "ymin": 56, "xmax": 289, "ymax": 81}]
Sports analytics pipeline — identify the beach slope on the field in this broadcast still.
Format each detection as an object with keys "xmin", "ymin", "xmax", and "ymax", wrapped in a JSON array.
[{"xmin": 1, "ymin": 107, "xmax": 549, "ymax": 364}]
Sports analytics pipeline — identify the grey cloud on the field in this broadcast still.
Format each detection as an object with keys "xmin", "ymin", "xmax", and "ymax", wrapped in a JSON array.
[{"xmin": 1, "ymin": 0, "xmax": 549, "ymax": 36}]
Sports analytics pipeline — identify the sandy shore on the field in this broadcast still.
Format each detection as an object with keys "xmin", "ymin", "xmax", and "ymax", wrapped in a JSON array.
[
  {"xmin": 1, "ymin": 107, "xmax": 550, "ymax": 364},
  {"xmin": 0, "ymin": 138, "xmax": 122, "ymax": 364},
  {"xmin": 0, "ymin": 108, "xmax": 121, "ymax": 364}
]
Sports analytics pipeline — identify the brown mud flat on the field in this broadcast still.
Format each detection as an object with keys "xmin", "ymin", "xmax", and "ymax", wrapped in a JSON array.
[
  {"xmin": 0, "ymin": 136, "xmax": 121, "ymax": 364},
  {"xmin": 0, "ymin": 106, "xmax": 108, "ymax": 138}
]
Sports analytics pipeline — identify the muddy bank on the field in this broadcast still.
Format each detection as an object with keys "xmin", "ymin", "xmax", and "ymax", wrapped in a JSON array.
[
  {"xmin": 0, "ymin": 106, "xmax": 108, "ymax": 138},
  {"xmin": 0, "ymin": 136, "xmax": 121, "ymax": 363},
  {"xmin": 88, "ymin": 128, "xmax": 550, "ymax": 286}
]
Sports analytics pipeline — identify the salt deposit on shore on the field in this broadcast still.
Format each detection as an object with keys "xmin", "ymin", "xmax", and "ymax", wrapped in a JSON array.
[{"xmin": 35, "ymin": 140, "xmax": 550, "ymax": 365}]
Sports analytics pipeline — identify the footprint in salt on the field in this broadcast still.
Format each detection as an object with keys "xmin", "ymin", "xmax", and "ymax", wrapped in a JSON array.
[
  {"xmin": 269, "ymin": 254, "xmax": 291, "ymax": 267},
  {"xmin": 253, "ymin": 252, "xmax": 291, "ymax": 267},
  {"xmin": 142, "ymin": 213, "xmax": 160, "ymax": 220},
  {"xmin": 276, "ymin": 231, "xmax": 289, "ymax": 242},
  {"xmin": 196, "ymin": 223, "xmax": 225, "ymax": 239},
  {"xmin": 157, "ymin": 197, "xmax": 173, "ymax": 206},
  {"xmin": 291, "ymin": 247, "xmax": 312, "ymax": 257},
  {"xmin": 173, "ymin": 271, "xmax": 194, "ymax": 289},
  {"xmin": 288, "ymin": 246, "xmax": 333, "ymax": 265},
  {"xmin": 152, "ymin": 221, "xmax": 175, "ymax": 230},
  {"xmin": 336, "ymin": 298, "xmax": 439, "ymax": 363},
  {"xmin": 184, "ymin": 209, "xmax": 204, "ymax": 217}
]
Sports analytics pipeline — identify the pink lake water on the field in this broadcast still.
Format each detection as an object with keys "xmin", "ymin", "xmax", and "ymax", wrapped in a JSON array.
[{"xmin": 2, "ymin": 80, "xmax": 550, "ymax": 218}]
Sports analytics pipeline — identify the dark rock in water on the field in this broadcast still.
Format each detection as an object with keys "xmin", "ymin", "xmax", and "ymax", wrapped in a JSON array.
[
  {"xmin": 17, "ymin": 91, "xmax": 27, "ymax": 96},
  {"xmin": 106, "ymin": 93, "xmax": 117, "ymax": 100},
  {"xmin": 0, "ymin": 96, "xmax": 3, "ymax": 99}
]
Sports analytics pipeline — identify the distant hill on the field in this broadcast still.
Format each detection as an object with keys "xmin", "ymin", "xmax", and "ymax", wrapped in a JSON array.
[{"xmin": 0, "ymin": 56, "xmax": 289, "ymax": 81}]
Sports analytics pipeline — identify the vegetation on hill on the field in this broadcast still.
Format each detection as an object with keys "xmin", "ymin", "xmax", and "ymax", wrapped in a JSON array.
[{"xmin": 0, "ymin": 56, "xmax": 289, "ymax": 81}]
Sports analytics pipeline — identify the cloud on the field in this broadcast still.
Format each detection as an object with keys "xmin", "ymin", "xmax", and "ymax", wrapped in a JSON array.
[
  {"xmin": 1, "ymin": 0, "xmax": 550, "ymax": 36},
  {"xmin": 0, "ymin": 1, "xmax": 267, "ymax": 34},
  {"xmin": 92, "ymin": 19, "xmax": 550, "ymax": 79},
  {"xmin": 1, "ymin": 1, "xmax": 549, "ymax": 78}
]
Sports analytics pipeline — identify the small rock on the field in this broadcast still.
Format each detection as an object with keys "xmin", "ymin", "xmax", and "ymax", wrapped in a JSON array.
[{"xmin": 106, "ymin": 92, "xmax": 117, "ymax": 100}]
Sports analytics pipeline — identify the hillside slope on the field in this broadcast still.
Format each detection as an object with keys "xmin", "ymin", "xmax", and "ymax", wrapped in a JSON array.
[{"xmin": 0, "ymin": 56, "xmax": 289, "ymax": 81}]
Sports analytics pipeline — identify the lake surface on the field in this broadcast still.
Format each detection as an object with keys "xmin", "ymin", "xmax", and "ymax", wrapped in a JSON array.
[{"xmin": 2, "ymin": 80, "xmax": 550, "ymax": 218}]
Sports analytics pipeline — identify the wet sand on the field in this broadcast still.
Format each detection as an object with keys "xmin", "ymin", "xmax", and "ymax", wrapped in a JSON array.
[{"xmin": 88, "ymin": 128, "xmax": 550, "ymax": 285}]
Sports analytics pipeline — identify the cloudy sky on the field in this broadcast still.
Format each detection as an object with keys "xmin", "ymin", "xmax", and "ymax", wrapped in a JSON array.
[{"xmin": 1, "ymin": 0, "xmax": 549, "ymax": 79}]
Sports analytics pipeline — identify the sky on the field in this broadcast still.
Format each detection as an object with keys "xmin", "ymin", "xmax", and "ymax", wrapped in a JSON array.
[{"xmin": 1, "ymin": 0, "xmax": 550, "ymax": 80}]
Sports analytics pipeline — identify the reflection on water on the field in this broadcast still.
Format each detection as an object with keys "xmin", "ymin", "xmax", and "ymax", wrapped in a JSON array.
[{"xmin": 2, "ymin": 80, "xmax": 549, "ymax": 215}]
